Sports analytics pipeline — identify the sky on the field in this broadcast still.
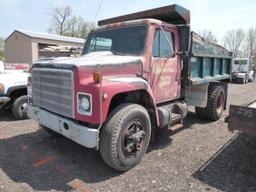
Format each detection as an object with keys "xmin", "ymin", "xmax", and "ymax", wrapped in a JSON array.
[{"xmin": 0, "ymin": 0, "xmax": 256, "ymax": 43}]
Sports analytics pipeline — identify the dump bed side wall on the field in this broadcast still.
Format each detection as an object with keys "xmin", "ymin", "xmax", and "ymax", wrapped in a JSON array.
[{"xmin": 188, "ymin": 33, "xmax": 232, "ymax": 86}]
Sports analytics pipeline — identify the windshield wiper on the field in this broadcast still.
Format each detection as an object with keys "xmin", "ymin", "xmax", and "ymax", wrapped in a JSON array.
[{"xmin": 111, "ymin": 50, "xmax": 126, "ymax": 55}]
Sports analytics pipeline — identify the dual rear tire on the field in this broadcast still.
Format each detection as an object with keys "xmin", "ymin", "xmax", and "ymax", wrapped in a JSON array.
[{"xmin": 195, "ymin": 85, "xmax": 225, "ymax": 121}]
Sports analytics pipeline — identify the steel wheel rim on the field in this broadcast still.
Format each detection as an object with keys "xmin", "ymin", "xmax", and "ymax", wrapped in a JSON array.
[
  {"xmin": 19, "ymin": 102, "xmax": 27, "ymax": 117},
  {"xmin": 121, "ymin": 119, "xmax": 146, "ymax": 158}
]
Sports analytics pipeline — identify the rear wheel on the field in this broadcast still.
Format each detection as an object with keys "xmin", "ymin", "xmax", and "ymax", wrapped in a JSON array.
[
  {"xmin": 245, "ymin": 75, "xmax": 249, "ymax": 83},
  {"xmin": 237, "ymin": 78, "xmax": 245, "ymax": 84},
  {"xmin": 12, "ymin": 95, "xmax": 29, "ymax": 120},
  {"xmin": 252, "ymin": 74, "xmax": 256, "ymax": 82},
  {"xmin": 249, "ymin": 74, "xmax": 255, "ymax": 82},
  {"xmin": 206, "ymin": 85, "xmax": 225, "ymax": 121},
  {"xmin": 100, "ymin": 104, "xmax": 151, "ymax": 172}
]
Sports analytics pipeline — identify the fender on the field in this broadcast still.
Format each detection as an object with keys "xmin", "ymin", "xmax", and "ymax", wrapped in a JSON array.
[
  {"xmin": 75, "ymin": 76, "xmax": 159, "ymax": 125},
  {"xmin": 6, "ymin": 85, "xmax": 27, "ymax": 96},
  {"xmin": 0, "ymin": 71, "xmax": 28, "ymax": 94},
  {"xmin": 101, "ymin": 77, "xmax": 160, "ymax": 125}
]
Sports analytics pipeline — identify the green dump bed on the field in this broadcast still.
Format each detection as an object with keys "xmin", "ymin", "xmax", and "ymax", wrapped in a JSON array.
[{"xmin": 188, "ymin": 32, "xmax": 232, "ymax": 85}]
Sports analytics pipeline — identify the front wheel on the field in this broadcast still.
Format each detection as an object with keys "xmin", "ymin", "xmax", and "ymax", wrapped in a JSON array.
[
  {"xmin": 12, "ymin": 95, "xmax": 29, "ymax": 120},
  {"xmin": 245, "ymin": 75, "xmax": 249, "ymax": 83},
  {"xmin": 100, "ymin": 104, "xmax": 151, "ymax": 172}
]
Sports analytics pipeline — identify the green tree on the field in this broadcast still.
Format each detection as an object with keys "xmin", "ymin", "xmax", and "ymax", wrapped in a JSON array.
[{"xmin": 64, "ymin": 16, "xmax": 95, "ymax": 38}]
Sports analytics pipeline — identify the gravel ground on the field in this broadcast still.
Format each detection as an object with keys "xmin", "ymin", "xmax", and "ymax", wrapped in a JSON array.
[{"xmin": 0, "ymin": 82, "xmax": 256, "ymax": 192}]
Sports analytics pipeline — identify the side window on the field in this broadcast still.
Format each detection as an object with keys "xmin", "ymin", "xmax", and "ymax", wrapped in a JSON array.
[
  {"xmin": 152, "ymin": 29, "xmax": 175, "ymax": 58},
  {"xmin": 153, "ymin": 31, "xmax": 160, "ymax": 57}
]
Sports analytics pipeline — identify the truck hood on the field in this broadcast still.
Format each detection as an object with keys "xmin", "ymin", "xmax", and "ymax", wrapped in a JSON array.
[
  {"xmin": 0, "ymin": 71, "xmax": 29, "ymax": 93},
  {"xmin": 37, "ymin": 51, "xmax": 142, "ymax": 67}
]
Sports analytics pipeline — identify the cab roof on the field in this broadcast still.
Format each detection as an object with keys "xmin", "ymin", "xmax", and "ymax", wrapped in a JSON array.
[{"xmin": 93, "ymin": 19, "xmax": 173, "ymax": 32}]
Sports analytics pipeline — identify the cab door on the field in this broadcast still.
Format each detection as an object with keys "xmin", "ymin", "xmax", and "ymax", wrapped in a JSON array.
[{"xmin": 150, "ymin": 27, "xmax": 180, "ymax": 103}]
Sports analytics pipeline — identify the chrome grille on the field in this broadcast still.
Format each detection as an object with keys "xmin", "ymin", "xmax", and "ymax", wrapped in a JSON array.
[{"xmin": 32, "ymin": 68, "xmax": 74, "ymax": 118}]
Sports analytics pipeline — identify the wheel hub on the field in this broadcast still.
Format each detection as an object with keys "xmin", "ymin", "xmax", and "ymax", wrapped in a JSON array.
[
  {"xmin": 216, "ymin": 94, "xmax": 224, "ymax": 114},
  {"xmin": 123, "ymin": 120, "xmax": 145, "ymax": 156}
]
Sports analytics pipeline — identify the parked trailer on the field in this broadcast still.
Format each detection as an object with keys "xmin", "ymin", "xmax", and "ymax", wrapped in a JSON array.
[
  {"xmin": 227, "ymin": 101, "xmax": 256, "ymax": 133},
  {"xmin": 28, "ymin": 4, "xmax": 232, "ymax": 171}
]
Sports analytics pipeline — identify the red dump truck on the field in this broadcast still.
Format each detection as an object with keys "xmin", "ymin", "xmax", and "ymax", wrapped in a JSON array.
[{"xmin": 28, "ymin": 4, "xmax": 232, "ymax": 171}]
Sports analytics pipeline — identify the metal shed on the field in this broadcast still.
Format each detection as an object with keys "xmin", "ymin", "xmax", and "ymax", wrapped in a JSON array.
[{"xmin": 5, "ymin": 30, "xmax": 85, "ymax": 64}]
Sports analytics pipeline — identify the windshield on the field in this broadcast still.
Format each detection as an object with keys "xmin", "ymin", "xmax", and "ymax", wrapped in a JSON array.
[
  {"xmin": 83, "ymin": 25, "xmax": 148, "ymax": 56},
  {"xmin": 234, "ymin": 60, "xmax": 248, "ymax": 65}
]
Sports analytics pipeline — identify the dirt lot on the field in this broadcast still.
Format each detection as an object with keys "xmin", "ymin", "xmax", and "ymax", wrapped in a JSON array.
[{"xmin": 0, "ymin": 82, "xmax": 256, "ymax": 192}]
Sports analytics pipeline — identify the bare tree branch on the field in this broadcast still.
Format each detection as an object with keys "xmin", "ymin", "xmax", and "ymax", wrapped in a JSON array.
[
  {"xmin": 246, "ymin": 27, "xmax": 256, "ymax": 61},
  {"xmin": 223, "ymin": 28, "xmax": 245, "ymax": 57},
  {"xmin": 197, "ymin": 29, "xmax": 218, "ymax": 44},
  {"xmin": 48, "ymin": 5, "xmax": 73, "ymax": 35},
  {"xmin": 48, "ymin": 5, "xmax": 94, "ymax": 38}
]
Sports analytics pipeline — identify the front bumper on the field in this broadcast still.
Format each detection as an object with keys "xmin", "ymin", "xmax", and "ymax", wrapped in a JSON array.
[
  {"xmin": 232, "ymin": 74, "xmax": 245, "ymax": 79},
  {"xmin": 27, "ymin": 105, "xmax": 99, "ymax": 148}
]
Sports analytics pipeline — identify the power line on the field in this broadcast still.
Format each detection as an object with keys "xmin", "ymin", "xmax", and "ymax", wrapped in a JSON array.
[{"xmin": 92, "ymin": 0, "xmax": 103, "ymax": 24}]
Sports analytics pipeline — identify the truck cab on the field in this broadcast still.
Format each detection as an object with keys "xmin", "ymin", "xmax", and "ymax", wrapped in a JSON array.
[
  {"xmin": 28, "ymin": 4, "xmax": 232, "ymax": 171},
  {"xmin": 232, "ymin": 58, "xmax": 255, "ymax": 83}
]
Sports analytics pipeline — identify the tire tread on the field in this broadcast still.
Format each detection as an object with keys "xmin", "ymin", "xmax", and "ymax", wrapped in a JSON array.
[{"xmin": 206, "ymin": 85, "xmax": 225, "ymax": 121}]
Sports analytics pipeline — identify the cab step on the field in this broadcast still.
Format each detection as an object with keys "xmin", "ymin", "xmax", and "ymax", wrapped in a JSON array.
[
  {"xmin": 157, "ymin": 102, "xmax": 187, "ymax": 129},
  {"xmin": 171, "ymin": 113, "xmax": 182, "ymax": 125}
]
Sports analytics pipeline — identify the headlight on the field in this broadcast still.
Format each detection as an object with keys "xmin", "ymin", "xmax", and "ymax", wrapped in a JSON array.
[
  {"xmin": 81, "ymin": 96, "xmax": 90, "ymax": 111},
  {"xmin": 0, "ymin": 83, "xmax": 4, "ymax": 94},
  {"xmin": 78, "ymin": 93, "xmax": 92, "ymax": 115}
]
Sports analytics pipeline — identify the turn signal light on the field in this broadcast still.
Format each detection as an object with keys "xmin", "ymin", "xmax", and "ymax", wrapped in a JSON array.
[
  {"xmin": 0, "ymin": 83, "xmax": 4, "ymax": 94},
  {"xmin": 93, "ymin": 70, "xmax": 102, "ymax": 83}
]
